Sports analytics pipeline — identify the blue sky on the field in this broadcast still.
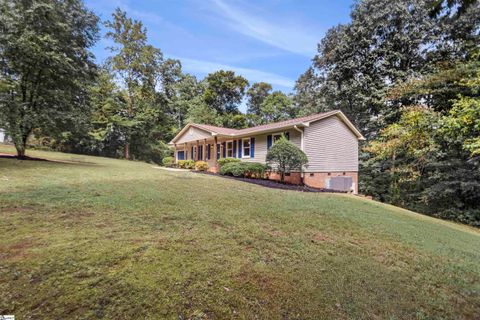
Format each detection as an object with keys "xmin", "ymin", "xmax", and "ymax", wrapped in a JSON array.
[{"xmin": 86, "ymin": 0, "xmax": 354, "ymax": 111}]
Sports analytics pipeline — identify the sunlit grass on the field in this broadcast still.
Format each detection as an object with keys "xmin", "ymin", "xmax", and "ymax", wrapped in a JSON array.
[{"xmin": 1, "ymin": 144, "xmax": 479, "ymax": 319}]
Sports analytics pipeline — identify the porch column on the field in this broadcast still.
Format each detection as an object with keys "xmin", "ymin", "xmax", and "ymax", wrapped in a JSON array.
[
  {"xmin": 214, "ymin": 137, "xmax": 218, "ymax": 163},
  {"xmin": 196, "ymin": 140, "xmax": 199, "ymax": 161},
  {"xmin": 203, "ymin": 139, "xmax": 206, "ymax": 161}
]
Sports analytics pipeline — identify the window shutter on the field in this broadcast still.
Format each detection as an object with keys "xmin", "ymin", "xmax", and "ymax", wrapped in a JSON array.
[
  {"xmin": 238, "ymin": 139, "xmax": 242, "ymax": 158},
  {"xmin": 191, "ymin": 146, "xmax": 194, "ymax": 160},
  {"xmin": 199, "ymin": 146, "xmax": 202, "ymax": 160},
  {"xmin": 250, "ymin": 137, "xmax": 255, "ymax": 158},
  {"xmin": 284, "ymin": 131, "xmax": 290, "ymax": 140},
  {"xmin": 233, "ymin": 140, "xmax": 237, "ymax": 158},
  {"xmin": 267, "ymin": 135, "xmax": 272, "ymax": 149},
  {"xmin": 222, "ymin": 142, "xmax": 226, "ymax": 158},
  {"xmin": 207, "ymin": 144, "xmax": 210, "ymax": 160}
]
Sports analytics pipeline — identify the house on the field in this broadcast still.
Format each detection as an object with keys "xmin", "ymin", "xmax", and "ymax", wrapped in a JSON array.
[{"xmin": 169, "ymin": 110, "xmax": 365, "ymax": 193}]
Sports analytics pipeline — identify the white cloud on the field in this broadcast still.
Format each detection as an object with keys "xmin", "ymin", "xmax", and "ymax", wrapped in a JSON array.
[
  {"xmin": 210, "ymin": 0, "xmax": 319, "ymax": 57},
  {"xmin": 175, "ymin": 56, "xmax": 295, "ymax": 89}
]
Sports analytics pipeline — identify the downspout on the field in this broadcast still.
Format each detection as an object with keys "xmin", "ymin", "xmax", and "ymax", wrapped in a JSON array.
[{"xmin": 293, "ymin": 125, "xmax": 305, "ymax": 182}]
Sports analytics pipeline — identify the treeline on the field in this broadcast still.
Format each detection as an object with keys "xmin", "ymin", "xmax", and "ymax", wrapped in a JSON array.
[
  {"xmin": 0, "ymin": 1, "xmax": 300, "ymax": 163},
  {"xmin": 295, "ymin": 0, "xmax": 480, "ymax": 225},
  {"xmin": 1, "ymin": 0, "xmax": 479, "ymax": 225}
]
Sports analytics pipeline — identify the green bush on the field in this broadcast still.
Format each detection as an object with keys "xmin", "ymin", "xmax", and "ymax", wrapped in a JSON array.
[
  {"xmin": 266, "ymin": 136, "xmax": 308, "ymax": 183},
  {"xmin": 194, "ymin": 161, "xmax": 209, "ymax": 171},
  {"xmin": 217, "ymin": 157, "xmax": 240, "ymax": 167},
  {"xmin": 220, "ymin": 162, "xmax": 266, "ymax": 178},
  {"xmin": 162, "ymin": 156, "xmax": 175, "ymax": 167},
  {"xmin": 177, "ymin": 159, "xmax": 195, "ymax": 169}
]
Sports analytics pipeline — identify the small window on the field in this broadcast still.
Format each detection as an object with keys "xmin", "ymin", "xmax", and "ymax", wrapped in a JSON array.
[
  {"xmin": 328, "ymin": 172, "xmax": 331, "ymax": 176},
  {"xmin": 273, "ymin": 133, "xmax": 282, "ymax": 144},
  {"xmin": 310, "ymin": 173, "xmax": 314, "ymax": 177},
  {"xmin": 343, "ymin": 172, "xmax": 346, "ymax": 175},
  {"xmin": 226, "ymin": 141, "xmax": 233, "ymax": 157},
  {"xmin": 243, "ymin": 138, "xmax": 251, "ymax": 157},
  {"xmin": 285, "ymin": 173, "xmax": 291, "ymax": 176}
]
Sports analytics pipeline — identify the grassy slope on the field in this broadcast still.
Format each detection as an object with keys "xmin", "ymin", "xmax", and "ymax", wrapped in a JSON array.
[{"xmin": 0, "ymin": 145, "xmax": 479, "ymax": 320}]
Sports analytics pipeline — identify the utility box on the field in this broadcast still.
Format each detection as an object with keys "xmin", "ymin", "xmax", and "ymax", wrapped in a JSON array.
[{"xmin": 328, "ymin": 176, "xmax": 353, "ymax": 192}]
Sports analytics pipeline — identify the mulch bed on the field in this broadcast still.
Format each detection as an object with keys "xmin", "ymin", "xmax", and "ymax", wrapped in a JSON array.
[{"xmin": 195, "ymin": 171, "xmax": 347, "ymax": 193}]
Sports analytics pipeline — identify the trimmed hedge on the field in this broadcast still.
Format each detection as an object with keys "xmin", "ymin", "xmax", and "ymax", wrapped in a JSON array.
[
  {"xmin": 217, "ymin": 157, "xmax": 240, "ymax": 167},
  {"xmin": 194, "ymin": 161, "xmax": 209, "ymax": 171},
  {"xmin": 220, "ymin": 162, "xmax": 266, "ymax": 178},
  {"xmin": 162, "ymin": 156, "xmax": 175, "ymax": 167},
  {"xmin": 177, "ymin": 159, "xmax": 195, "ymax": 169}
]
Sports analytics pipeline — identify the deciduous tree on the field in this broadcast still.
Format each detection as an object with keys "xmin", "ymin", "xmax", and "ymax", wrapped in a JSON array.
[{"xmin": 0, "ymin": 0, "xmax": 99, "ymax": 157}]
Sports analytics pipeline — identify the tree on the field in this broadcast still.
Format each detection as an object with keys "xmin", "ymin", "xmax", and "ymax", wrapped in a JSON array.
[
  {"xmin": 246, "ymin": 82, "xmax": 272, "ymax": 118},
  {"xmin": 266, "ymin": 136, "xmax": 308, "ymax": 183},
  {"xmin": 105, "ymin": 8, "xmax": 163, "ymax": 159},
  {"xmin": 0, "ymin": 0, "xmax": 99, "ymax": 157},
  {"xmin": 295, "ymin": 0, "xmax": 479, "ymax": 137},
  {"xmin": 203, "ymin": 70, "xmax": 249, "ymax": 114},
  {"xmin": 294, "ymin": 67, "xmax": 332, "ymax": 116},
  {"xmin": 259, "ymin": 91, "xmax": 295, "ymax": 124}
]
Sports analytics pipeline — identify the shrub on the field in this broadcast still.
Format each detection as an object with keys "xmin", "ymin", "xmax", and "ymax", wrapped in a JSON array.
[
  {"xmin": 177, "ymin": 159, "xmax": 195, "ymax": 169},
  {"xmin": 266, "ymin": 135, "xmax": 308, "ymax": 183},
  {"xmin": 162, "ymin": 156, "xmax": 175, "ymax": 167},
  {"xmin": 194, "ymin": 161, "xmax": 209, "ymax": 171},
  {"xmin": 220, "ymin": 162, "xmax": 266, "ymax": 178},
  {"xmin": 217, "ymin": 157, "xmax": 240, "ymax": 167}
]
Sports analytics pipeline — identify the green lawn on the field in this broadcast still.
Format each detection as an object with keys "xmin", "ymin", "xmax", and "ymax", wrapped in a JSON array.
[{"xmin": 1, "ymin": 145, "xmax": 479, "ymax": 319}]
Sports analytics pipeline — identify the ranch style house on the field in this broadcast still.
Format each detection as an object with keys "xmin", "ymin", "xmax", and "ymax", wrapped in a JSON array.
[{"xmin": 169, "ymin": 110, "xmax": 365, "ymax": 193}]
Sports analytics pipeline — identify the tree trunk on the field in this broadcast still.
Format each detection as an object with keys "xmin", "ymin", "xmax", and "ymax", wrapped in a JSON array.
[
  {"xmin": 280, "ymin": 171, "xmax": 285, "ymax": 184},
  {"xmin": 16, "ymin": 145, "xmax": 26, "ymax": 158},
  {"xmin": 124, "ymin": 142, "xmax": 130, "ymax": 160},
  {"xmin": 14, "ymin": 130, "xmax": 30, "ymax": 159}
]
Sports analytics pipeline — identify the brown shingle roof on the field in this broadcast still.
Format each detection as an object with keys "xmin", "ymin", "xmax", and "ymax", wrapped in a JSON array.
[
  {"xmin": 170, "ymin": 110, "xmax": 364, "ymax": 144},
  {"xmin": 192, "ymin": 110, "xmax": 339, "ymax": 136}
]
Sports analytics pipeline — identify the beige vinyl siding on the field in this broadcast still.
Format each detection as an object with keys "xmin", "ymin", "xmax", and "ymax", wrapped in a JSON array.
[
  {"xmin": 241, "ymin": 129, "xmax": 301, "ymax": 163},
  {"xmin": 175, "ymin": 127, "xmax": 212, "ymax": 144},
  {"xmin": 304, "ymin": 115, "xmax": 358, "ymax": 172}
]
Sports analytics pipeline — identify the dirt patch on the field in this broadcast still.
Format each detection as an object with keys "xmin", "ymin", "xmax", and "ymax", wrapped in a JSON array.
[
  {"xmin": 1, "ymin": 238, "xmax": 41, "ymax": 260},
  {"xmin": 312, "ymin": 233, "xmax": 333, "ymax": 243}
]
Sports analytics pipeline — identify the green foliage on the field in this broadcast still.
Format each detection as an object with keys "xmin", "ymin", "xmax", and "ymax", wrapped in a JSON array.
[
  {"xmin": 219, "ymin": 162, "xmax": 266, "ymax": 178},
  {"xmin": 266, "ymin": 136, "xmax": 308, "ymax": 182},
  {"xmin": 203, "ymin": 70, "xmax": 249, "ymax": 114},
  {"xmin": 162, "ymin": 156, "xmax": 175, "ymax": 167},
  {"xmin": 259, "ymin": 91, "xmax": 296, "ymax": 124},
  {"xmin": 217, "ymin": 157, "xmax": 240, "ymax": 166},
  {"xmin": 194, "ymin": 160, "xmax": 208, "ymax": 171},
  {"xmin": 177, "ymin": 159, "xmax": 195, "ymax": 169},
  {"xmin": 0, "ymin": 0, "xmax": 99, "ymax": 157},
  {"xmin": 246, "ymin": 82, "xmax": 272, "ymax": 118}
]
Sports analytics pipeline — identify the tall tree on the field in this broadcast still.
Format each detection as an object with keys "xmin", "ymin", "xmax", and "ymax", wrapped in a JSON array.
[
  {"xmin": 259, "ymin": 91, "xmax": 295, "ymax": 124},
  {"xmin": 105, "ymin": 8, "xmax": 163, "ymax": 159},
  {"xmin": 203, "ymin": 70, "xmax": 249, "ymax": 115},
  {"xmin": 0, "ymin": 0, "xmax": 99, "ymax": 157},
  {"xmin": 246, "ymin": 82, "xmax": 272, "ymax": 116}
]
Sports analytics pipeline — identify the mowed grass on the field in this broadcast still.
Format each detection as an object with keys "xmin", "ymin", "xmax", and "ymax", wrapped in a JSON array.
[{"xmin": 0, "ymin": 145, "xmax": 479, "ymax": 319}]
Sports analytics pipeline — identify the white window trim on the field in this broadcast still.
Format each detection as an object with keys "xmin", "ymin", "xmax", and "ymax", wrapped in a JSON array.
[
  {"xmin": 242, "ymin": 137, "xmax": 251, "ymax": 158},
  {"xmin": 226, "ymin": 140, "xmax": 234, "ymax": 158}
]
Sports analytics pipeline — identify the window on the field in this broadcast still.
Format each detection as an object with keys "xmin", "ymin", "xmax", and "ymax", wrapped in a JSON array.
[
  {"xmin": 193, "ymin": 146, "xmax": 197, "ymax": 160},
  {"xmin": 243, "ymin": 138, "xmax": 251, "ymax": 158},
  {"xmin": 272, "ymin": 131, "xmax": 289, "ymax": 144},
  {"xmin": 273, "ymin": 133, "xmax": 282, "ymax": 144},
  {"xmin": 226, "ymin": 141, "xmax": 233, "ymax": 157}
]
